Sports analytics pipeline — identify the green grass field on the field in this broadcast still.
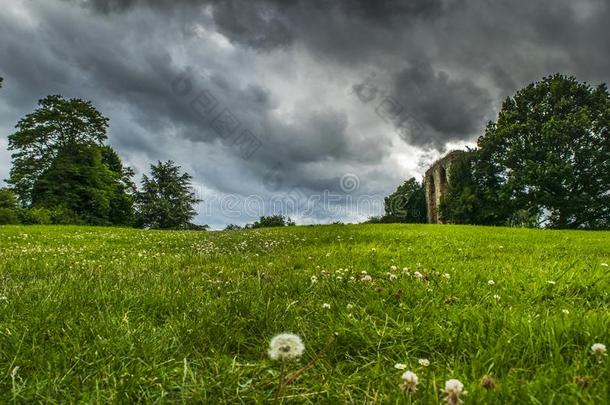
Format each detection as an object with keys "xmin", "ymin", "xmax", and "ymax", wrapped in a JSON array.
[{"xmin": 0, "ymin": 224, "xmax": 608, "ymax": 403}]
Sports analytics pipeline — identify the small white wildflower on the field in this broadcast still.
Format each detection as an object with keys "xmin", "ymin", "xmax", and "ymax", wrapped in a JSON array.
[
  {"xmin": 390, "ymin": 265, "xmax": 398, "ymax": 271},
  {"xmin": 413, "ymin": 271, "xmax": 423, "ymax": 279},
  {"xmin": 394, "ymin": 363, "xmax": 407, "ymax": 370},
  {"xmin": 493, "ymin": 294, "xmax": 501, "ymax": 301},
  {"xmin": 360, "ymin": 275, "xmax": 372, "ymax": 282},
  {"xmin": 322, "ymin": 303, "xmax": 331, "ymax": 309},
  {"xmin": 562, "ymin": 309, "xmax": 570, "ymax": 315},
  {"xmin": 389, "ymin": 274, "xmax": 398, "ymax": 281},
  {"xmin": 487, "ymin": 280, "xmax": 495, "ymax": 286},
  {"xmin": 418, "ymin": 358, "xmax": 430, "ymax": 367},
  {"xmin": 591, "ymin": 343, "xmax": 607, "ymax": 355},
  {"xmin": 400, "ymin": 371, "xmax": 419, "ymax": 393},
  {"xmin": 310, "ymin": 275, "xmax": 318, "ymax": 284},
  {"xmin": 444, "ymin": 379, "xmax": 466, "ymax": 404},
  {"xmin": 370, "ymin": 248, "xmax": 377, "ymax": 253},
  {"xmin": 336, "ymin": 276, "xmax": 343, "ymax": 281},
  {"xmin": 268, "ymin": 333, "xmax": 305, "ymax": 361},
  {"xmin": 443, "ymin": 273, "xmax": 451, "ymax": 279},
  {"xmin": 346, "ymin": 303, "xmax": 354, "ymax": 310}
]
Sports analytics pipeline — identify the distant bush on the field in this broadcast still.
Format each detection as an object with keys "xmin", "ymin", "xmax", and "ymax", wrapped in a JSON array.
[
  {"xmin": 0, "ymin": 188, "xmax": 20, "ymax": 225},
  {"xmin": 19, "ymin": 207, "xmax": 52, "ymax": 225},
  {"xmin": 250, "ymin": 215, "xmax": 295, "ymax": 229},
  {"xmin": 0, "ymin": 208, "xmax": 19, "ymax": 225},
  {"xmin": 19, "ymin": 206, "xmax": 84, "ymax": 225},
  {"xmin": 184, "ymin": 223, "xmax": 209, "ymax": 231},
  {"xmin": 224, "ymin": 224, "xmax": 242, "ymax": 230}
]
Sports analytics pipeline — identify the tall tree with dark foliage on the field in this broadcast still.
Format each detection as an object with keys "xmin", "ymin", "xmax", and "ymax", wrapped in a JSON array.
[
  {"xmin": 136, "ymin": 161, "xmax": 200, "ymax": 229},
  {"xmin": 443, "ymin": 75, "xmax": 610, "ymax": 229}
]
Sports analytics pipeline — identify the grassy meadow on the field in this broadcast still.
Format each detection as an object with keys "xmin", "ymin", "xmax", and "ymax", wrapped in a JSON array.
[{"xmin": 0, "ymin": 224, "xmax": 608, "ymax": 403}]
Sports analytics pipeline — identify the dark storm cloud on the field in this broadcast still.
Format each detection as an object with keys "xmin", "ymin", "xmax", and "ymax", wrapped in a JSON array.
[{"xmin": 391, "ymin": 61, "xmax": 493, "ymax": 147}]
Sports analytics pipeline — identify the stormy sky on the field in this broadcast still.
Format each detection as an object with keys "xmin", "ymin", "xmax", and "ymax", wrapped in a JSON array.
[{"xmin": 1, "ymin": 0, "xmax": 609, "ymax": 228}]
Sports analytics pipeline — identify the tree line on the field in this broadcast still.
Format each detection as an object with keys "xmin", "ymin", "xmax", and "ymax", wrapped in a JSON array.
[
  {"xmin": 0, "ymin": 89, "xmax": 202, "ymax": 229},
  {"xmin": 376, "ymin": 74, "xmax": 609, "ymax": 230}
]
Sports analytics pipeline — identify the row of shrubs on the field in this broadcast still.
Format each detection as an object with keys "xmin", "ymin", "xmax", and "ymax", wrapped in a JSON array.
[{"xmin": 0, "ymin": 205, "xmax": 88, "ymax": 226}]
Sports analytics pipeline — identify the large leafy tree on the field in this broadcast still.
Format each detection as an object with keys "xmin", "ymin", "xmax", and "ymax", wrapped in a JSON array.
[
  {"xmin": 383, "ymin": 178, "xmax": 427, "ymax": 223},
  {"xmin": 31, "ymin": 143, "xmax": 135, "ymax": 226},
  {"xmin": 476, "ymin": 74, "xmax": 610, "ymax": 229},
  {"xmin": 7, "ymin": 95, "xmax": 108, "ymax": 204},
  {"xmin": 136, "ymin": 161, "xmax": 201, "ymax": 229}
]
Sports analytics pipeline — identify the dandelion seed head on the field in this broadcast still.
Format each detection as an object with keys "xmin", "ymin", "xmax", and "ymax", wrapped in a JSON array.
[
  {"xmin": 268, "ymin": 333, "xmax": 305, "ymax": 361},
  {"xmin": 444, "ymin": 379, "xmax": 466, "ymax": 404},
  {"xmin": 418, "ymin": 358, "xmax": 430, "ymax": 367},
  {"xmin": 400, "ymin": 371, "xmax": 419, "ymax": 393},
  {"xmin": 591, "ymin": 343, "xmax": 606, "ymax": 355}
]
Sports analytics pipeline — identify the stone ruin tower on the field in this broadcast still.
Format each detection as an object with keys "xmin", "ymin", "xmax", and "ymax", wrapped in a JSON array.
[{"xmin": 424, "ymin": 150, "xmax": 464, "ymax": 224}]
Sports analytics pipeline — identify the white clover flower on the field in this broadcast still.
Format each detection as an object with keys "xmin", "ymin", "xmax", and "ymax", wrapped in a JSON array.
[
  {"xmin": 394, "ymin": 363, "xmax": 407, "ymax": 370},
  {"xmin": 360, "ymin": 275, "xmax": 372, "ymax": 282},
  {"xmin": 389, "ymin": 274, "xmax": 398, "ymax": 281},
  {"xmin": 310, "ymin": 275, "xmax": 318, "ymax": 284},
  {"xmin": 591, "ymin": 343, "xmax": 607, "ymax": 355},
  {"xmin": 418, "ymin": 358, "xmax": 430, "ymax": 367},
  {"xmin": 390, "ymin": 265, "xmax": 398, "ymax": 271},
  {"xmin": 346, "ymin": 303, "xmax": 354, "ymax": 310},
  {"xmin": 487, "ymin": 280, "xmax": 495, "ymax": 286},
  {"xmin": 268, "ymin": 333, "xmax": 305, "ymax": 361},
  {"xmin": 322, "ymin": 303, "xmax": 331, "ymax": 309},
  {"xmin": 443, "ymin": 273, "xmax": 451, "ymax": 279},
  {"xmin": 562, "ymin": 309, "xmax": 570, "ymax": 315},
  {"xmin": 493, "ymin": 294, "xmax": 501, "ymax": 301},
  {"xmin": 371, "ymin": 248, "xmax": 377, "ymax": 253},
  {"xmin": 400, "ymin": 371, "xmax": 419, "ymax": 393},
  {"xmin": 444, "ymin": 379, "xmax": 466, "ymax": 404},
  {"xmin": 413, "ymin": 271, "xmax": 423, "ymax": 279}
]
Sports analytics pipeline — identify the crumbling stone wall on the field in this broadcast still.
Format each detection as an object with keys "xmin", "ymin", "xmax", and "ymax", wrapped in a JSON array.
[{"xmin": 424, "ymin": 150, "xmax": 464, "ymax": 224}]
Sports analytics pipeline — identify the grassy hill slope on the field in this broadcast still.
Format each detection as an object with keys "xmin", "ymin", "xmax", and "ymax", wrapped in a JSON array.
[{"xmin": 0, "ymin": 224, "xmax": 608, "ymax": 403}]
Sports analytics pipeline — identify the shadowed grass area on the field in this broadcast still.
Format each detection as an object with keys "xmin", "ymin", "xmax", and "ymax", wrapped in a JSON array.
[{"xmin": 0, "ymin": 224, "xmax": 608, "ymax": 403}]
